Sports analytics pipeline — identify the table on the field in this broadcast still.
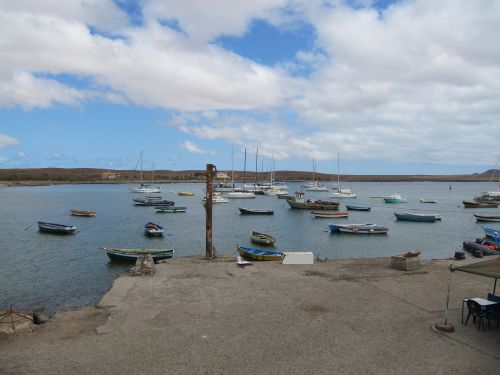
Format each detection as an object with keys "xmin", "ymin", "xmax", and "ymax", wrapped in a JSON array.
[{"xmin": 462, "ymin": 297, "xmax": 499, "ymax": 328}]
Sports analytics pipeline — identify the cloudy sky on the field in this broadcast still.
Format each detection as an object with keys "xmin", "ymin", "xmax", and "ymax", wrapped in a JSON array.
[{"xmin": 0, "ymin": 0, "xmax": 499, "ymax": 174}]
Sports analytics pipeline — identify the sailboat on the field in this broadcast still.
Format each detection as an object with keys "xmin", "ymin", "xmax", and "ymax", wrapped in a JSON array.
[
  {"xmin": 226, "ymin": 148, "xmax": 255, "ymax": 198},
  {"xmin": 263, "ymin": 156, "xmax": 288, "ymax": 195},
  {"xmin": 304, "ymin": 158, "xmax": 329, "ymax": 192},
  {"xmin": 330, "ymin": 153, "xmax": 357, "ymax": 198},
  {"xmin": 129, "ymin": 151, "xmax": 161, "ymax": 193}
]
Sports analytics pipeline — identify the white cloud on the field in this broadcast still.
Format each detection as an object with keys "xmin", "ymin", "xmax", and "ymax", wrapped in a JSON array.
[
  {"xmin": 0, "ymin": 156, "xmax": 7, "ymax": 164},
  {"xmin": 0, "ymin": 134, "xmax": 20, "ymax": 148},
  {"xmin": 181, "ymin": 140, "xmax": 215, "ymax": 155}
]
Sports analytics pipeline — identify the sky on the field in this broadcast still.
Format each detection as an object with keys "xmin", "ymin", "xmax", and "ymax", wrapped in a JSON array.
[{"xmin": 0, "ymin": 0, "xmax": 499, "ymax": 175}]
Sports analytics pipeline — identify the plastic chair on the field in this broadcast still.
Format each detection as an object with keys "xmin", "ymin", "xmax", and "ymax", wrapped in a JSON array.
[{"xmin": 464, "ymin": 300, "xmax": 485, "ymax": 330}]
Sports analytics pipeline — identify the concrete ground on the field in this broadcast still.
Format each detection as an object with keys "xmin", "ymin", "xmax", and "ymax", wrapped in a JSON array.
[{"xmin": 1, "ymin": 255, "xmax": 499, "ymax": 374}]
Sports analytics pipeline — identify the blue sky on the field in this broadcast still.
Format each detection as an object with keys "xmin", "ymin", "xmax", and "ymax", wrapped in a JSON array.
[{"xmin": 1, "ymin": 0, "xmax": 499, "ymax": 175}]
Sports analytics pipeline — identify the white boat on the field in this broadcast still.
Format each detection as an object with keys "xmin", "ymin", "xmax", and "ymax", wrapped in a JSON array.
[
  {"xmin": 203, "ymin": 192, "xmax": 229, "ymax": 203},
  {"xmin": 263, "ymin": 186, "xmax": 288, "ymax": 196},
  {"xmin": 305, "ymin": 181, "xmax": 329, "ymax": 192},
  {"xmin": 329, "ymin": 153, "xmax": 357, "ymax": 198},
  {"xmin": 419, "ymin": 198, "xmax": 437, "ymax": 203},
  {"xmin": 384, "ymin": 192, "xmax": 407, "ymax": 203},
  {"xmin": 129, "ymin": 151, "xmax": 161, "ymax": 193},
  {"xmin": 225, "ymin": 191, "xmax": 256, "ymax": 199}
]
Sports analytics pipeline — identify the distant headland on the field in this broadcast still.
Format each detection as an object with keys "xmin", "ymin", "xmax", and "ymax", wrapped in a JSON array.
[{"xmin": 0, "ymin": 168, "xmax": 499, "ymax": 187}]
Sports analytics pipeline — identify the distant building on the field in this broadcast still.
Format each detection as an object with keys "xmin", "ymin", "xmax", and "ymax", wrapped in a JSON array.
[
  {"xmin": 102, "ymin": 172, "xmax": 120, "ymax": 180},
  {"xmin": 216, "ymin": 172, "xmax": 229, "ymax": 180}
]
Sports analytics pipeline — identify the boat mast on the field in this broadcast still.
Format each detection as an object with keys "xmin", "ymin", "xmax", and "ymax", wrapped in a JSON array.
[
  {"xmin": 255, "ymin": 148, "xmax": 258, "ymax": 185},
  {"xmin": 337, "ymin": 152, "xmax": 340, "ymax": 188},
  {"xmin": 140, "ymin": 150, "xmax": 143, "ymax": 184},
  {"xmin": 231, "ymin": 145, "xmax": 234, "ymax": 187},
  {"xmin": 243, "ymin": 148, "xmax": 247, "ymax": 185}
]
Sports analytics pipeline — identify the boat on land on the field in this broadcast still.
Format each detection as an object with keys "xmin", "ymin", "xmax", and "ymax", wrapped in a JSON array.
[
  {"xmin": 237, "ymin": 245, "xmax": 282, "ymax": 261},
  {"xmin": 177, "ymin": 191, "xmax": 194, "ymax": 196},
  {"xmin": 337, "ymin": 225, "xmax": 389, "ymax": 234},
  {"xmin": 101, "ymin": 247, "xmax": 174, "ymax": 262},
  {"xmin": 474, "ymin": 214, "xmax": 500, "ymax": 222},
  {"xmin": 38, "ymin": 221, "xmax": 76, "ymax": 234},
  {"xmin": 311, "ymin": 211, "xmax": 348, "ymax": 218},
  {"xmin": 345, "ymin": 204, "xmax": 371, "ymax": 211},
  {"xmin": 419, "ymin": 199, "xmax": 438, "ymax": 203},
  {"xmin": 70, "ymin": 209, "xmax": 96, "ymax": 217},
  {"xmin": 328, "ymin": 223, "xmax": 376, "ymax": 232},
  {"xmin": 133, "ymin": 198, "xmax": 174, "ymax": 206},
  {"xmin": 483, "ymin": 226, "xmax": 500, "ymax": 237},
  {"xmin": 239, "ymin": 208, "xmax": 274, "ymax": 215},
  {"xmin": 463, "ymin": 200, "xmax": 498, "ymax": 208},
  {"xmin": 383, "ymin": 192, "xmax": 407, "ymax": 203},
  {"xmin": 144, "ymin": 222, "xmax": 164, "ymax": 237},
  {"xmin": 129, "ymin": 151, "xmax": 161, "ymax": 193},
  {"xmin": 250, "ymin": 231, "xmax": 276, "ymax": 246},
  {"xmin": 286, "ymin": 192, "xmax": 340, "ymax": 210},
  {"xmin": 462, "ymin": 240, "xmax": 500, "ymax": 257},
  {"xmin": 155, "ymin": 206, "xmax": 187, "ymax": 213},
  {"xmin": 394, "ymin": 212, "xmax": 442, "ymax": 222},
  {"xmin": 330, "ymin": 153, "xmax": 357, "ymax": 198}
]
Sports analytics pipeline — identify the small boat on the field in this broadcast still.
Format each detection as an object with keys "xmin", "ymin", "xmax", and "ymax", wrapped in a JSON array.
[
  {"xmin": 177, "ymin": 191, "xmax": 194, "ymax": 196},
  {"xmin": 473, "ymin": 214, "xmax": 500, "ymax": 222},
  {"xmin": 305, "ymin": 183, "xmax": 329, "ymax": 192},
  {"xmin": 70, "ymin": 209, "xmax": 96, "ymax": 217},
  {"xmin": 419, "ymin": 199, "xmax": 437, "ymax": 203},
  {"xmin": 383, "ymin": 192, "xmax": 407, "ymax": 203},
  {"xmin": 337, "ymin": 225, "xmax": 389, "ymax": 234},
  {"xmin": 462, "ymin": 241, "xmax": 500, "ymax": 257},
  {"xmin": 237, "ymin": 245, "xmax": 282, "ymax": 261},
  {"xmin": 329, "ymin": 154, "xmax": 357, "ymax": 198},
  {"xmin": 239, "ymin": 208, "xmax": 274, "ymax": 215},
  {"xmin": 394, "ymin": 212, "xmax": 442, "ymax": 222},
  {"xmin": 463, "ymin": 200, "xmax": 498, "ymax": 208},
  {"xmin": 311, "ymin": 211, "xmax": 348, "ymax": 218},
  {"xmin": 286, "ymin": 192, "xmax": 340, "ymax": 210},
  {"xmin": 250, "ymin": 231, "xmax": 276, "ymax": 246},
  {"xmin": 345, "ymin": 204, "xmax": 371, "ymax": 211},
  {"xmin": 277, "ymin": 194, "xmax": 294, "ymax": 200},
  {"xmin": 482, "ymin": 226, "xmax": 500, "ymax": 238},
  {"xmin": 102, "ymin": 247, "xmax": 174, "ymax": 262},
  {"xmin": 155, "ymin": 206, "xmax": 187, "ymax": 213},
  {"xmin": 38, "ymin": 221, "xmax": 76, "ymax": 234},
  {"xmin": 225, "ymin": 191, "xmax": 256, "ymax": 199},
  {"xmin": 133, "ymin": 198, "xmax": 174, "ymax": 206},
  {"xmin": 328, "ymin": 223, "xmax": 376, "ymax": 232},
  {"xmin": 144, "ymin": 222, "xmax": 164, "ymax": 237},
  {"xmin": 203, "ymin": 192, "xmax": 229, "ymax": 204}
]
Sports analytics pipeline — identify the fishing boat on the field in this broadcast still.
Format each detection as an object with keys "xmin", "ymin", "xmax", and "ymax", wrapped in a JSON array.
[
  {"xmin": 129, "ymin": 151, "xmax": 161, "ymax": 193},
  {"xmin": 237, "ymin": 245, "xmax": 282, "ymax": 261},
  {"xmin": 482, "ymin": 226, "xmax": 500, "ymax": 238},
  {"xmin": 345, "ymin": 204, "xmax": 371, "ymax": 211},
  {"xmin": 337, "ymin": 225, "xmax": 389, "ymax": 234},
  {"xmin": 286, "ymin": 192, "xmax": 340, "ymax": 210},
  {"xmin": 463, "ymin": 200, "xmax": 498, "ymax": 208},
  {"xmin": 311, "ymin": 211, "xmax": 348, "ymax": 218},
  {"xmin": 250, "ymin": 231, "xmax": 276, "ymax": 246},
  {"xmin": 155, "ymin": 206, "xmax": 187, "ymax": 213},
  {"xmin": 328, "ymin": 223, "xmax": 376, "ymax": 232},
  {"xmin": 383, "ymin": 192, "xmax": 407, "ymax": 203},
  {"xmin": 133, "ymin": 198, "xmax": 174, "ymax": 206},
  {"xmin": 330, "ymin": 153, "xmax": 357, "ymax": 198},
  {"xmin": 177, "ymin": 191, "xmax": 194, "ymax": 196},
  {"xmin": 419, "ymin": 199, "xmax": 438, "ymax": 203},
  {"xmin": 38, "ymin": 221, "xmax": 76, "ymax": 234},
  {"xmin": 144, "ymin": 222, "xmax": 164, "ymax": 237},
  {"xmin": 70, "ymin": 209, "xmax": 96, "ymax": 217},
  {"xmin": 473, "ymin": 214, "xmax": 500, "ymax": 222},
  {"xmin": 394, "ymin": 212, "xmax": 442, "ymax": 222},
  {"xmin": 239, "ymin": 208, "xmax": 274, "ymax": 215},
  {"xmin": 101, "ymin": 247, "xmax": 174, "ymax": 262}
]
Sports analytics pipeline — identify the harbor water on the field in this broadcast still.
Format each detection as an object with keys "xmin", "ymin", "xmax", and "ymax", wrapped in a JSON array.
[{"xmin": 1, "ymin": 181, "xmax": 499, "ymax": 313}]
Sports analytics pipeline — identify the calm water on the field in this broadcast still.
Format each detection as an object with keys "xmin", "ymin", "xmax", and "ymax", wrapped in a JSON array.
[{"xmin": 1, "ymin": 181, "xmax": 499, "ymax": 313}]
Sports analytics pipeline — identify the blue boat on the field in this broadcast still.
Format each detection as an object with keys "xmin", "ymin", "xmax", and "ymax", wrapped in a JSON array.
[
  {"xmin": 38, "ymin": 221, "xmax": 76, "ymax": 234},
  {"xmin": 345, "ymin": 204, "xmax": 371, "ymax": 211},
  {"xmin": 102, "ymin": 247, "xmax": 174, "ymax": 262},
  {"xmin": 482, "ymin": 226, "xmax": 500, "ymax": 237},
  {"xmin": 394, "ymin": 212, "xmax": 441, "ymax": 222},
  {"xmin": 237, "ymin": 245, "xmax": 282, "ymax": 261},
  {"xmin": 328, "ymin": 223, "xmax": 376, "ymax": 232}
]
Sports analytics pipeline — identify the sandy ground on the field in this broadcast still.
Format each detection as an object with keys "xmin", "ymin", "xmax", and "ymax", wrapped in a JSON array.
[{"xmin": 1, "ymin": 255, "xmax": 499, "ymax": 374}]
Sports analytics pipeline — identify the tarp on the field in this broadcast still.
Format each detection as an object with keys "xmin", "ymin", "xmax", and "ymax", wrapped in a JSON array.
[{"xmin": 454, "ymin": 257, "xmax": 500, "ymax": 279}]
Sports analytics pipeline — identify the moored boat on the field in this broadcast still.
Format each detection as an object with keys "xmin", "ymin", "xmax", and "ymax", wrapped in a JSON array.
[
  {"xmin": 311, "ymin": 211, "xmax": 348, "ymax": 218},
  {"xmin": 345, "ymin": 204, "xmax": 371, "ymax": 211},
  {"xmin": 482, "ymin": 226, "xmax": 500, "ymax": 238},
  {"xmin": 237, "ymin": 245, "xmax": 282, "ymax": 261},
  {"xmin": 133, "ymin": 198, "xmax": 174, "ymax": 206},
  {"xmin": 239, "ymin": 208, "xmax": 274, "ymax": 215},
  {"xmin": 144, "ymin": 222, "xmax": 164, "ymax": 237},
  {"xmin": 70, "ymin": 209, "xmax": 96, "ymax": 217},
  {"xmin": 463, "ymin": 200, "xmax": 498, "ymax": 208},
  {"xmin": 473, "ymin": 214, "xmax": 500, "ymax": 222},
  {"xmin": 328, "ymin": 223, "xmax": 376, "ymax": 232},
  {"xmin": 337, "ymin": 225, "xmax": 389, "ymax": 234},
  {"xmin": 286, "ymin": 192, "xmax": 339, "ymax": 210},
  {"xmin": 101, "ymin": 247, "xmax": 174, "ymax": 262},
  {"xmin": 38, "ymin": 221, "xmax": 77, "ymax": 234},
  {"xmin": 155, "ymin": 206, "xmax": 187, "ymax": 213},
  {"xmin": 419, "ymin": 199, "xmax": 437, "ymax": 203},
  {"xmin": 225, "ymin": 191, "xmax": 256, "ymax": 199},
  {"xmin": 394, "ymin": 212, "xmax": 442, "ymax": 222},
  {"xmin": 177, "ymin": 191, "xmax": 194, "ymax": 196},
  {"xmin": 383, "ymin": 192, "xmax": 407, "ymax": 203},
  {"xmin": 250, "ymin": 231, "xmax": 276, "ymax": 246}
]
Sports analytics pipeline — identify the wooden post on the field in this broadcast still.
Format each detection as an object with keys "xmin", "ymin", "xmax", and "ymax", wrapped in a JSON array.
[{"xmin": 205, "ymin": 164, "xmax": 215, "ymax": 259}]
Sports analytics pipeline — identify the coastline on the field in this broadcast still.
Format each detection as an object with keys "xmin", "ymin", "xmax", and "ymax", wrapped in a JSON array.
[{"xmin": 2, "ymin": 254, "xmax": 499, "ymax": 374}]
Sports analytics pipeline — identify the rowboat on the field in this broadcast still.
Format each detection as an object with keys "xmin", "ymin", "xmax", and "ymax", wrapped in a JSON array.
[
  {"xmin": 394, "ymin": 212, "xmax": 442, "ymax": 222},
  {"xmin": 311, "ymin": 211, "xmax": 348, "ymax": 218},
  {"xmin": 250, "ymin": 230, "xmax": 276, "ymax": 246},
  {"xmin": 133, "ymin": 198, "xmax": 174, "ymax": 206},
  {"xmin": 463, "ymin": 200, "xmax": 498, "ymax": 208},
  {"xmin": 337, "ymin": 226, "xmax": 389, "ymax": 234},
  {"xmin": 70, "ymin": 209, "xmax": 96, "ymax": 217},
  {"xmin": 144, "ymin": 222, "xmax": 164, "ymax": 237},
  {"xmin": 177, "ymin": 191, "xmax": 194, "ymax": 196},
  {"xmin": 345, "ymin": 204, "xmax": 371, "ymax": 211},
  {"xmin": 419, "ymin": 199, "xmax": 437, "ymax": 203},
  {"xmin": 328, "ymin": 223, "xmax": 376, "ymax": 232},
  {"xmin": 474, "ymin": 214, "xmax": 500, "ymax": 222},
  {"xmin": 155, "ymin": 206, "xmax": 187, "ymax": 213},
  {"xmin": 237, "ymin": 245, "xmax": 282, "ymax": 261},
  {"xmin": 482, "ymin": 226, "xmax": 500, "ymax": 237},
  {"xmin": 38, "ymin": 221, "xmax": 76, "ymax": 234},
  {"xmin": 101, "ymin": 247, "xmax": 174, "ymax": 262},
  {"xmin": 239, "ymin": 208, "xmax": 274, "ymax": 215}
]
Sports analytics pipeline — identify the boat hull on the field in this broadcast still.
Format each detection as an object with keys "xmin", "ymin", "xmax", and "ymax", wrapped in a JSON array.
[
  {"xmin": 239, "ymin": 208, "xmax": 274, "ymax": 215},
  {"xmin": 250, "ymin": 231, "xmax": 276, "ymax": 246},
  {"xmin": 238, "ymin": 246, "xmax": 282, "ymax": 261},
  {"xmin": 474, "ymin": 214, "xmax": 500, "ymax": 222},
  {"xmin": 345, "ymin": 205, "xmax": 371, "ymax": 211},
  {"xmin": 70, "ymin": 210, "xmax": 96, "ymax": 217},
  {"xmin": 463, "ymin": 200, "xmax": 498, "ymax": 208},
  {"xmin": 337, "ymin": 226, "xmax": 388, "ymax": 234},
  {"xmin": 394, "ymin": 213, "xmax": 441, "ymax": 222},
  {"xmin": 38, "ymin": 221, "xmax": 76, "ymax": 234},
  {"xmin": 155, "ymin": 207, "xmax": 187, "ymax": 213},
  {"xmin": 311, "ymin": 211, "xmax": 348, "ymax": 218},
  {"xmin": 104, "ymin": 248, "xmax": 174, "ymax": 262},
  {"xmin": 286, "ymin": 199, "xmax": 340, "ymax": 210}
]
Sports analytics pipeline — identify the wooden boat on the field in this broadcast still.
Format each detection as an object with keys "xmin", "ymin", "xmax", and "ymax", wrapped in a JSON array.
[
  {"xmin": 419, "ymin": 199, "xmax": 437, "ymax": 203},
  {"xmin": 102, "ymin": 247, "xmax": 174, "ymax": 262},
  {"xmin": 383, "ymin": 192, "xmax": 407, "ymax": 203},
  {"xmin": 239, "ymin": 208, "xmax": 274, "ymax": 215},
  {"xmin": 177, "ymin": 191, "xmax": 194, "ymax": 196},
  {"xmin": 250, "ymin": 230, "xmax": 276, "ymax": 246},
  {"xmin": 345, "ymin": 204, "xmax": 371, "ymax": 211},
  {"xmin": 70, "ymin": 209, "xmax": 96, "ymax": 217},
  {"xmin": 38, "ymin": 221, "xmax": 76, "ymax": 234},
  {"xmin": 155, "ymin": 206, "xmax": 187, "ymax": 213},
  {"xmin": 463, "ymin": 200, "xmax": 498, "ymax": 208},
  {"xmin": 311, "ymin": 211, "xmax": 348, "ymax": 218},
  {"xmin": 237, "ymin": 245, "xmax": 282, "ymax": 261},
  {"xmin": 287, "ymin": 192, "xmax": 339, "ymax": 210},
  {"xmin": 474, "ymin": 214, "xmax": 500, "ymax": 222},
  {"xmin": 328, "ymin": 223, "xmax": 376, "ymax": 232},
  {"xmin": 482, "ymin": 226, "xmax": 500, "ymax": 238},
  {"xmin": 337, "ymin": 225, "xmax": 388, "ymax": 234},
  {"xmin": 144, "ymin": 222, "xmax": 164, "ymax": 237},
  {"xmin": 277, "ymin": 194, "xmax": 294, "ymax": 200},
  {"xmin": 133, "ymin": 198, "xmax": 174, "ymax": 206},
  {"xmin": 394, "ymin": 212, "xmax": 442, "ymax": 222}
]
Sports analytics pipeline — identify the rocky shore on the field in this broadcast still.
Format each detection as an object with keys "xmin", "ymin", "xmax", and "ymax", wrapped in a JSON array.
[{"xmin": 1, "ymin": 255, "xmax": 499, "ymax": 374}]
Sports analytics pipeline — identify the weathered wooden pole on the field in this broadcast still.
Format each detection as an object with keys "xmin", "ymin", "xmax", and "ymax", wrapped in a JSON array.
[{"xmin": 205, "ymin": 164, "xmax": 215, "ymax": 259}]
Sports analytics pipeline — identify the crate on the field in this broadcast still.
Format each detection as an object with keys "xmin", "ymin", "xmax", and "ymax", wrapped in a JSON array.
[
  {"xmin": 281, "ymin": 252, "xmax": 314, "ymax": 265},
  {"xmin": 391, "ymin": 252, "xmax": 421, "ymax": 271}
]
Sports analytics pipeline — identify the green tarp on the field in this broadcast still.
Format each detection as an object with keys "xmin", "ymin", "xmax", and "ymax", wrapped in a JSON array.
[{"xmin": 454, "ymin": 257, "xmax": 500, "ymax": 279}]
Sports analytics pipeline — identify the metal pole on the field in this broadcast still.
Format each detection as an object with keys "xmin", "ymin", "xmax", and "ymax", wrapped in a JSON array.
[{"xmin": 205, "ymin": 164, "xmax": 215, "ymax": 259}]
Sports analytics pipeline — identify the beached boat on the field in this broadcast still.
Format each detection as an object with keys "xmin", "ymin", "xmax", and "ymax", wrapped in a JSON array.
[
  {"xmin": 237, "ymin": 245, "xmax": 282, "ymax": 261},
  {"xmin": 394, "ymin": 212, "xmax": 442, "ymax": 222},
  {"xmin": 144, "ymin": 222, "xmax": 164, "ymax": 237},
  {"xmin": 155, "ymin": 206, "xmax": 187, "ymax": 213},
  {"xmin": 383, "ymin": 192, "xmax": 407, "ymax": 203},
  {"xmin": 419, "ymin": 199, "xmax": 438, "ymax": 203},
  {"xmin": 250, "ymin": 231, "xmax": 276, "ymax": 246},
  {"xmin": 463, "ymin": 200, "xmax": 498, "ymax": 208},
  {"xmin": 462, "ymin": 241, "xmax": 500, "ymax": 257},
  {"xmin": 38, "ymin": 221, "xmax": 76, "ymax": 234},
  {"xmin": 328, "ymin": 223, "xmax": 376, "ymax": 232},
  {"xmin": 345, "ymin": 204, "xmax": 371, "ymax": 211},
  {"xmin": 286, "ymin": 192, "xmax": 339, "ymax": 210},
  {"xmin": 102, "ymin": 247, "xmax": 174, "ymax": 262},
  {"xmin": 311, "ymin": 211, "xmax": 348, "ymax": 218},
  {"xmin": 473, "ymin": 214, "xmax": 500, "ymax": 222},
  {"xmin": 177, "ymin": 191, "xmax": 194, "ymax": 196},
  {"xmin": 70, "ymin": 209, "xmax": 96, "ymax": 217},
  {"xmin": 239, "ymin": 208, "xmax": 274, "ymax": 215},
  {"xmin": 337, "ymin": 225, "xmax": 389, "ymax": 234},
  {"xmin": 483, "ymin": 226, "xmax": 500, "ymax": 238}
]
